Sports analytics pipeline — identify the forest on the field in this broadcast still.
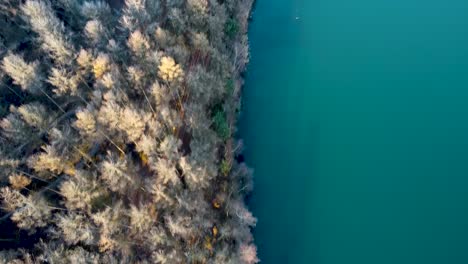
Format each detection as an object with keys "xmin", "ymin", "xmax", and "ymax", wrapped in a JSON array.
[{"xmin": 0, "ymin": 0, "xmax": 257, "ymax": 263}]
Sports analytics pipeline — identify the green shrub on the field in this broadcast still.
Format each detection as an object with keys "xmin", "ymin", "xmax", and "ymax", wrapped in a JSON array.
[
  {"xmin": 225, "ymin": 78, "xmax": 235, "ymax": 95},
  {"xmin": 213, "ymin": 110, "xmax": 230, "ymax": 140},
  {"xmin": 220, "ymin": 159, "xmax": 231, "ymax": 176},
  {"xmin": 225, "ymin": 18, "xmax": 239, "ymax": 39}
]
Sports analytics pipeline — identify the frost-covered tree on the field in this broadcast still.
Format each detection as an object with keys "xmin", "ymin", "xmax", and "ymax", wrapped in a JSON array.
[
  {"xmin": 59, "ymin": 170, "xmax": 101, "ymax": 211},
  {"xmin": 2, "ymin": 53, "xmax": 43, "ymax": 95},
  {"xmin": 100, "ymin": 152, "xmax": 135, "ymax": 193},
  {"xmin": 55, "ymin": 212, "xmax": 95, "ymax": 245},
  {"xmin": 21, "ymin": 0, "xmax": 75, "ymax": 63},
  {"xmin": 11, "ymin": 194, "xmax": 52, "ymax": 232}
]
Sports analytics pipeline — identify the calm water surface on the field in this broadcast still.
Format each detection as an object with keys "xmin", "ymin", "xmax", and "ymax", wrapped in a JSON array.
[{"xmin": 240, "ymin": 0, "xmax": 468, "ymax": 263}]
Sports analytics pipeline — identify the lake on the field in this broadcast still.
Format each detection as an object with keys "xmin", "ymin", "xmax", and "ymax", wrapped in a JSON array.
[{"xmin": 239, "ymin": 0, "xmax": 468, "ymax": 263}]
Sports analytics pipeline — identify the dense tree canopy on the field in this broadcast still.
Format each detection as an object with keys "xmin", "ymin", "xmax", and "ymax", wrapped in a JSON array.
[{"xmin": 0, "ymin": 0, "xmax": 256, "ymax": 263}]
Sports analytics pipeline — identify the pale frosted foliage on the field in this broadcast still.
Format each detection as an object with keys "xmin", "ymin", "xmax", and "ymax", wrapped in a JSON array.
[
  {"xmin": 85, "ymin": 20, "xmax": 107, "ymax": 44},
  {"xmin": 144, "ymin": 0, "xmax": 161, "ymax": 18},
  {"xmin": 151, "ymin": 249, "xmax": 177, "ymax": 264},
  {"xmin": 184, "ymin": 102, "xmax": 211, "ymax": 132},
  {"xmin": 103, "ymin": 82, "xmax": 128, "ymax": 102},
  {"xmin": 21, "ymin": 0, "xmax": 74, "ymax": 63},
  {"xmin": 35, "ymin": 242, "xmax": 67, "ymax": 263},
  {"xmin": 75, "ymin": 107, "xmax": 98, "ymax": 138},
  {"xmin": 48, "ymin": 126, "xmax": 79, "ymax": 155},
  {"xmin": 100, "ymin": 153, "xmax": 133, "ymax": 193},
  {"xmin": 124, "ymin": 0, "xmax": 146, "ymax": 14},
  {"xmin": 239, "ymin": 244, "xmax": 259, "ymax": 264},
  {"xmin": 167, "ymin": 8, "xmax": 186, "ymax": 35},
  {"xmin": 187, "ymin": 65, "xmax": 223, "ymax": 104},
  {"xmin": 165, "ymin": 215, "xmax": 192, "ymax": 238},
  {"xmin": 106, "ymin": 39, "xmax": 126, "ymax": 59},
  {"xmin": 77, "ymin": 49, "xmax": 93, "ymax": 68},
  {"xmin": 92, "ymin": 53, "xmax": 110, "ymax": 79},
  {"xmin": 80, "ymin": 0, "xmax": 111, "ymax": 20},
  {"xmin": 166, "ymin": 45, "xmax": 190, "ymax": 65},
  {"xmin": 155, "ymin": 159, "xmax": 179, "ymax": 186},
  {"xmin": 59, "ymin": 171, "xmax": 100, "ymax": 211},
  {"xmin": 127, "ymin": 66, "xmax": 145, "ymax": 85},
  {"xmin": 176, "ymin": 191, "xmax": 209, "ymax": 215},
  {"xmin": 90, "ymin": 89, "xmax": 103, "ymax": 106},
  {"xmin": 187, "ymin": 0, "xmax": 208, "ymax": 14},
  {"xmin": 92, "ymin": 202, "xmax": 125, "ymax": 252},
  {"xmin": 99, "ymin": 71, "xmax": 120, "ymax": 90},
  {"xmin": 97, "ymin": 234, "xmax": 116, "ymax": 253},
  {"xmin": 16, "ymin": 102, "xmax": 52, "ymax": 130},
  {"xmin": 9, "ymin": 173, "xmax": 31, "ymax": 190},
  {"xmin": 145, "ymin": 227, "xmax": 169, "ymax": 249},
  {"xmin": 48, "ymin": 67, "xmax": 80, "ymax": 96},
  {"xmin": 0, "ymin": 109, "xmax": 31, "ymax": 144},
  {"xmin": 187, "ymin": 0, "xmax": 208, "ymax": 26},
  {"xmin": 232, "ymin": 162, "xmax": 254, "ymax": 192},
  {"xmin": 154, "ymin": 27, "xmax": 175, "ymax": 48},
  {"xmin": 92, "ymin": 202, "xmax": 124, "ymax": 234},
  {"xmin": 146, "ymin": 117, "xmax": 163, "ymax": 138},
  {"xmin": 0, "ymin": 187, "xmax": 26, "ymax": 212},
  {"xmin": 146, "ymin": 50, "xmax": 164, "ymax": 66},
  {"xmin": 158, "ymin": 56, "xmax": 184, "ymax": 82},
  {"xmin": 191, "ymin": 32, "xmax": 210, "ymax": 52},
  {"xmin": 35, "ymin": 242, "xmax": 67, "ymax": 264},
  {"xmin": 97, "ymin": 100, "xmax": 121, "ymax": 131},
  {"xmin": 28, "ymin": 145, "xmax": 67, "ymax": 176},
  {"xmin": 181, "ymin": 137, "xmax": 218, "ymax": 188},
  {"xmin": 213, "ymin": 246, "xmax": 234, "ymax": 264},
  {"xmin": 56, "ymin": 213, "xmax": 95, "ymax": 245},
  {"xmin": 160, "ymin": 105, "xmax": 182, "ymax": 130},
  {"xmin": 103, "ymin": 85, "xmax": 128, "ymax": 103},
  {"xmin": 207, "ymin": 0, "xmax": 227, "ymax": 45},
  {"xmin": 129, "ymin": 205, "xmax": 153, "ymax": 233},
  {"xmin": 236, "ymin": 0, "xmax": 255, "ymax": 33},
  {"xmin": 0, "ymin": 102, "xmax": 51, "ymax": 144},
  {"xmin": 2, "ymin": 53, "xmax": 42, "ymax": 94},
  {"xmin": 119, "ymin": 107, "xmax": 146, "ymax": 142},
  {"xmin": 179, "ymin": 156, "xmax": 210, "ymax": 190},
  {"xmin": 150, "ymin": 183, "xmax": 175, "ymax": 206},
  {"xmin": 128, "ymin": 30, "xmax": 150, "ymax": 56},
  {"xmin": 151, "ymin": 81, "xmax": 170, "ymax": 106},
  {"xmin": 37, "ymin": 242, "xmax": 99, "ymax": 264},
  {"xmin": 121, "ymin": 0, "xmax": 149, "ymax": 31},
  {"xmin": 230, "ymin": 200, "xmax": 257, "ymax": 227},
  {"xmin": 0, "ymin": 157, "xmax": 20, "ymax": 183},
  {"xmin": 64, "ymin": 247, "xmax": 100, "ymax": 263},
  {"xmin": 234, "ymin": 36, "xmax": 250, "ymax": 72},
  {"xmin": 180, "ymin": 200, "xmax": 212, "ymax": 235},
  {"xmin": 11, "ymin": 195, "xmax": 52, "ymax": 232},
  {"xmin": 53, "ymin": 0, "xmax": 81, "ymax": 17},
  {"xmin": 159, "ymin": 135, "xmax": 181, "ymax": 162},
  {"xmin": 136, "ymin": 134, "xmax": 158, "ymax": 157},
  {"xmin": 152, "ymin": 249, "xmax": 183, "ymax": 264}
]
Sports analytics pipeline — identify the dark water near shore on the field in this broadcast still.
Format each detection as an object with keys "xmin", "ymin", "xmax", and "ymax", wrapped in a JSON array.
[{"xmin": 240, "ymin": 0, "xmax": 468, "ymax": 263}]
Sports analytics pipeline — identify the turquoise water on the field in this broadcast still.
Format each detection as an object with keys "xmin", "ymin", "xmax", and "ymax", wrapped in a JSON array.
[{"xmin": 240, "ymin": 0, "xmax": 468, "ymax": 263}]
